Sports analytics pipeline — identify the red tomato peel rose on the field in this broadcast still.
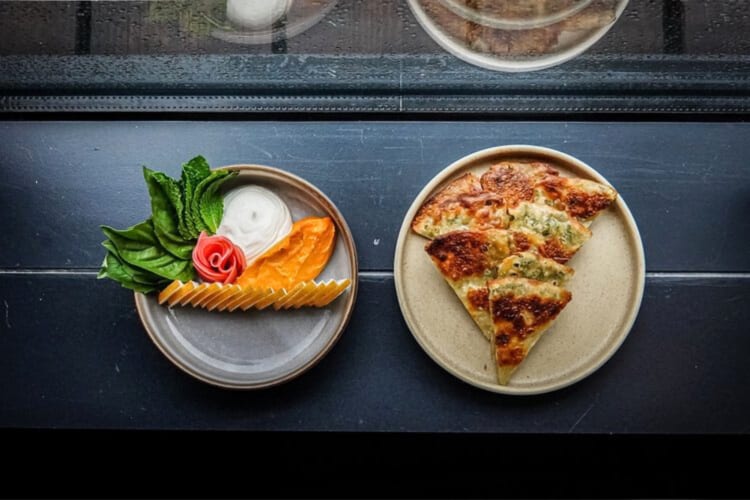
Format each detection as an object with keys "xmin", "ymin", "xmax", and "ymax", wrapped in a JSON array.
[{"xmin": 193, "ymin": 232, "xmax": 247, "ymax": 284}]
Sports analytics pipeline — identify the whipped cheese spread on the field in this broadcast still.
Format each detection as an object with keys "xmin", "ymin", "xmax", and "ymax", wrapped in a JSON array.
[{"xmin": 216, "ymin": 185, "xmax": 293, "ymax": 262}]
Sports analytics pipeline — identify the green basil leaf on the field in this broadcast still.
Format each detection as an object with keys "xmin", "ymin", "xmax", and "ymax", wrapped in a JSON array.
[
  {"xmin": 180, "ymin": 156, "xmax": 211, "ymax": 238},
  {"xmin": 143, "ymin": 167, "xmax": 194, "ymax": 259},
  {"xmin": 190, "ymin": 169, "xmax": 232, "ymax": 235},
  {"xmin": 101, "ymin": 239, "xmax": 165, "ymax": 286},
  {"xmin": 199, "ymin": 170, "xmax": 237, "ymax": 233},
  {"xmin": 97, "ymin": 253, "xmax": 108, "ymax": 279},
  {"xmin": 101, "ymin": 220, "xmax": 195, "ymax": 282},
  {"xmin": 155, "ymin": 225, "xmax": 194, "ymax": 260},
  {"xmin": 98, "ymin": 248, "xmax": 161, "ymax": 294}
]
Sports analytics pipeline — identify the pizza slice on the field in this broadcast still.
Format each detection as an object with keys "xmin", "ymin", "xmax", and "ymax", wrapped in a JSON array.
[
  {"xmin": 534, "ymin": 173, "xmax": 618, "ymax": 222},
  {"xmin": 479, "ymin": 160, "xmax": 557, "ymax": 207},
  {"xmin": 497, "ymin": 251, "xmax": 574, "ymax": 286},
  {"xmin": 488, "ymin": 277, "xmax": 572, "ymax": 384},
  {"xmin": 425, "ymin": 229, "xmax": 513, "ymax": 338},
  {"xmin": 425, "ymin": 230, "xmax": 573, "ymax": 339},
  {"xmin": 508, "ymin": 201, "xmax": 591, "ymax": 263},
  {"xmin": 412, "ymin": 173, "xmax": 509, "ymax": 239},
  {"xmin": 480, "ymin": 160, "xmax": 617, "ymax": 222}
]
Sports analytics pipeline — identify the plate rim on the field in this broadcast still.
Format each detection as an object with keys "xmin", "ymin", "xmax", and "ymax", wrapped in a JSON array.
[
  {"xmin": 135, "ymin": 164, "xmax": 359, "ymax": 390},
  {"xmin": 393, "ymin": 145, "xmax": 646, "ymax": 395},
  {"xmin": 406, "ymin": 0, "xmax": 629, "ymax": 73},
  {"xmin": 441, "ymin": 0, "xmax": 594, "ymax": 31}
]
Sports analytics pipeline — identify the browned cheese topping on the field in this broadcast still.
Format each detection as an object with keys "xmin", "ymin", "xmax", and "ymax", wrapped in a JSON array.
[
  {"xmin": 539, "ymin": 176, "xmax": 616, "ymax": 220},
  {"xmin": 491, "ymin": 290, "xmax": 571, "ymax": 366},
  {"xmin": 413, "ymin": 174, "xmax": 482, "ymax": 222},
  {"xmin": 480, "ymin": 161, "xmax": 556, "ymax": 207},
  {"xmin": 425, "ymin": 231, "xmax": 492, "ymax": 281},
  {"xmin": 467, "ymin": 287, "xmax": 490, "ymax": 312},
  {"xmin": 539, "ymin": 239, "xmax": 574, "ymax": 264},
  {"xmin": 512, "ymin": 231, "xmax": 532, "ymax": 252},
  {"xmin": 412, "ymin": 173, "xmax": 508, "ymax": 237}
]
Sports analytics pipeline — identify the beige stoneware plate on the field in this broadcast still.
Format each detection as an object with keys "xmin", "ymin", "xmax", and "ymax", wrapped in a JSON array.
[
  {"xmin": 136, "ymin": 165, "xmax": 358, "ymax": 389},
  {"xmin": 394, "ymin": 146, "xmax": 644, "ymax": 395}
]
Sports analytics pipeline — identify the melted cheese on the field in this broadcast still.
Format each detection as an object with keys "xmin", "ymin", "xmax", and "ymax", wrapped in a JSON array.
[
  {"xmin": 425, "ymin": 230, "xmax": 574, "ymax": 341},
  {"xmin": 489, "ymin": 277, "xmax": 572, "ymax": 385}
]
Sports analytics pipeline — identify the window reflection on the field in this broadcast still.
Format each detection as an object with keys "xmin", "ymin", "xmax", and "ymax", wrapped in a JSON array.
[{"xmin": 408, "ymin": 0, "xmax": 628, "ymax": 71}]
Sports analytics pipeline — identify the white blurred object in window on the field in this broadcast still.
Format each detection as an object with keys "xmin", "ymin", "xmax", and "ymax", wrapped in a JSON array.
[{"xmin": 226, "ymin": 0, "xmax": 295, "ymax": 30}]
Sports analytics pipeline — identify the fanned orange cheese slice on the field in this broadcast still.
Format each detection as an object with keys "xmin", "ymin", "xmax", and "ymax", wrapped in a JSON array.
[
  {"xmin": 273, "ymin": 282, "xmax": 307, "ymax": 310},
  {"xmin": 166, "ymin": 281, "xmax": 197, "ymax": 307},
  {"xmin": 254, "ymin": 288, "xmax": 287, "ymax": 311},
  {"xmin": 157, "ymin": 279, "xmax": 351, "ymax": 311},
  {"xmin": 312, "ymin": 280, "xmax": 351, "ymax": 307},
  {"xmin": 177, "ymin": 283, "xmax": 209, "ymax": 306},
  {"xmin": 288, "ymin": 281, "xmax": 321, "ymax": 309},
  {"xmin": 224, "ymin": 287, "xmax": 262, "ymax": 312},
  {"xmin": 204, "ymin": 286, "xmax": 241, "ymax": 312},
  {"xmin": 191, "ymin": 283, "xmax": 223, "ymax": 308},
  {"xmin": 158, "ymin": 280, "xmax": 184, "ymax": 305}
]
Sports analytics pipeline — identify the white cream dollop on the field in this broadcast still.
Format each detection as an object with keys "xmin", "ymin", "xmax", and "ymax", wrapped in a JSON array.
[{"xmin": 216, "ymin": 185, "xmax": 293, "ymax": 262}]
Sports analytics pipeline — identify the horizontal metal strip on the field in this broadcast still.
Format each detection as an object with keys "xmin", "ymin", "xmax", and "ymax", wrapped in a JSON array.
[{"xmin": 3, "ymin": 94, "xmax": 750, "ymax": 114}]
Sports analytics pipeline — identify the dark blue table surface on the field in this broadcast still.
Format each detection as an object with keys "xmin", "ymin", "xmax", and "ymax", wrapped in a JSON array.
[{"xmin": 1, "ymin": 120, "xmax": 749, "ymax": 433}]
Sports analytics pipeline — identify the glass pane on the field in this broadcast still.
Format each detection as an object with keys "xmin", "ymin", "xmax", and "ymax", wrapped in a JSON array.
[{"xmin": 1, "ymin": 0, "xmax": 748, "ymax": 113}]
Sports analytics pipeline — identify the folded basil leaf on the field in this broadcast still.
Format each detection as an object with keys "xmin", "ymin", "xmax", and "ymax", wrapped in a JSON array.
[
  {"xmin": 190, "ymin": 169, "xmax": 232, "ymax": 235},
  {"xmin": 101, "ymin": 239, "xmax": 165, "ymax": 286},
  {"xmin": 155, "ymin": 224, "xmax": 194, "ymax": 260},
  {"xmin": 180, "ymin": 156, "xmax": 211, "ymax": 238},
  {"xmin": 98, "ymin": 248, "xmax": 161, "ymax": 294},
  {"xmin": 143, "ymin": 167, "xmax": 194, "ymax": 259},
  {"xmin": 101, "ymin": 220, "xmax": 195, "ymax": 282},
  {"xmin": 200, "ymin": 170, "xmax": 237, "ymax": 233}
]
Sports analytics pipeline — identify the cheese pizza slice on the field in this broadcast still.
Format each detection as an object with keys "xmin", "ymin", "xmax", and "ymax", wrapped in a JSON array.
[
  {"xmin": 497, "ymin": 251, "xmax": 574, "ymax": 287},
  {"xmin": 508, "ymin": 202, "xmax": 591, "ymax": 263},
  {"xmin": 488, "ymin": 277, "xmax": 572, "ymax": 385},
  {"xmin": 534, "ymin": 173, "xmax": 618, "ymax": 222},
  {"xmin": 411, "ymin": 173, "xmax": 509, "ymax": 239},
  {"xmin": 425, "ymin": 230, "xmax": 573, "ymax": 339},
  {"xmin": 425, "ymin": 229, "xmax": 513, "ymax": 338},
  {"xmin": 480, "ymin": 160, "xmax": 617, "ymax": 222}
]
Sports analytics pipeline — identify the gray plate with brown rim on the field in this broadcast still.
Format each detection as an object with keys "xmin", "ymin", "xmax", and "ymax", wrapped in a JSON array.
[{"xmin": 135, "ymin": 165, "xmax": 358, "ymax": 389}]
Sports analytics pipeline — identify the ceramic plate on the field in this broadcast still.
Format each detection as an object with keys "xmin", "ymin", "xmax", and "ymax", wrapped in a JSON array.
[
  {"xmin": 442, "ymin": 0, "xmax": 593, "ymax": 30},
  {"xmin": 136, "ymin": 165, "xmax": 358, "ymax": 389},
  {"xmin": 394, "ymin": 146, "xmax": 644, "ymax": 395},
  {"xmin": 407, "ymin": 0, "xmax": 629, "ymax": 72}
]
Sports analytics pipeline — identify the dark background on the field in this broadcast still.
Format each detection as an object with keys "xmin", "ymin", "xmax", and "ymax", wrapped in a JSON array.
[{"xmin": 2, "ymin": 1, "xmax": 749, "ymax": 497}]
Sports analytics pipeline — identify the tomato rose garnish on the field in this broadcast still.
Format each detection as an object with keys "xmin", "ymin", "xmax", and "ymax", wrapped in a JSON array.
[{"xmin": 192, "ymin": 232, "xmax": 246, "ymax": 284}]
